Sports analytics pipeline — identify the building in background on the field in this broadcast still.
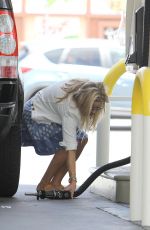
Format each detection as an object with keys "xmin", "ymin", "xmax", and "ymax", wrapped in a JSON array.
[{"xmin": 12, "ymin": 0, "xmax": 126, "ymax": 47}]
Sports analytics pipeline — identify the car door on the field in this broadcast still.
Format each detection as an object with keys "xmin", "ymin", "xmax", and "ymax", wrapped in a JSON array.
[{"xmin": 60, "ymin": 47, "xmax": 101, "ymax": 67}]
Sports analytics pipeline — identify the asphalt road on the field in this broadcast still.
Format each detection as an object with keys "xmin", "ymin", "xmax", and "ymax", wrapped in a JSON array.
[{"xmin": 0, "ymin": 184, "xmax": 143, "ymax": 230}]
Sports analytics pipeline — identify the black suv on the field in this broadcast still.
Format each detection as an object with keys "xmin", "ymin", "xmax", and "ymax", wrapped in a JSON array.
[{"xmin": 0, "ymin": 0, "xmax": 24, "ymax": 196}]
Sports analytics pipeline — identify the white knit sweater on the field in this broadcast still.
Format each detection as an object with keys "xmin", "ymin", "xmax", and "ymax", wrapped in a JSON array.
[{"xmin": 31, "ymin": 81, "xmax": 82, "ymax": 150}]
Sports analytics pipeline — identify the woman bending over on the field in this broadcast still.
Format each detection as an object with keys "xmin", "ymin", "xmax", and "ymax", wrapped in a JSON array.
[{"xmin": 22, "ymin": 79, "xmax": 108, "ymax": 198}]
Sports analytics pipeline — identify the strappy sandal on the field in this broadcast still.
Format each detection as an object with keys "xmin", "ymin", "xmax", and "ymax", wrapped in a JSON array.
[{"xmin": 37, "ymin": 182, "xmax": 64, "ymax": 192}]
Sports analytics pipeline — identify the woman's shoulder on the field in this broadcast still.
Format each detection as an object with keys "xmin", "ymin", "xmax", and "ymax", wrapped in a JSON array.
[{"xmin": 37, "ymin": 81, "xmax": 66, "ymax": 99}]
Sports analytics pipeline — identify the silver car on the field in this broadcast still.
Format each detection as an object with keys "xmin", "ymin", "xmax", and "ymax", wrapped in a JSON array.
[
  {"xmin": 22, "ymin": 63, "xmax": 135, "ymax": 117},
  {"xmin": 19, "ymin": 39, "xmax": 125, "ymax": 73}
]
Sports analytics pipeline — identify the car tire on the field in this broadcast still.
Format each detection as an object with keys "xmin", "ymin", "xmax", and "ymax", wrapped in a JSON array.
[{"xmin": 0, "ymin": 79, "xmax": 24, "ymax": 197}]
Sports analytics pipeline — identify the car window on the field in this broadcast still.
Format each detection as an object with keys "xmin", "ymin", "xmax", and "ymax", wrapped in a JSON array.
[
  {"xmin": 109, "ymin": 48, "xmax": 125, "ymax": 66},
  {"xmin": 44, "ymin": 48, "xmax": 64, "ymax": 64},
  {"xmin": 61, "ymin": 48, "xmax": 101, "ymax": 66},
  {"xmin": 19, "ymin": 46, "xmax": 30, "ymax": 61}
]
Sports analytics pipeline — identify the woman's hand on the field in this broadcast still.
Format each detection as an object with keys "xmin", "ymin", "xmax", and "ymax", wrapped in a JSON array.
[{"xmin": 64, "ymin": 181, "xmax": 76, "ymax": 198}]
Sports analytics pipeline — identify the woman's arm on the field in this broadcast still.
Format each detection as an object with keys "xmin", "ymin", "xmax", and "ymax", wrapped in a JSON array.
[{"xmin": 67, "ymin": 150, "xmax": 76, "ymax": 179}]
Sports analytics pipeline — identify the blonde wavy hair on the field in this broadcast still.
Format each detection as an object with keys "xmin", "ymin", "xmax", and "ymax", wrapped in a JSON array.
[{"xmin": 57, "ymin": 79, "xmax": 108, "ymax": 131}]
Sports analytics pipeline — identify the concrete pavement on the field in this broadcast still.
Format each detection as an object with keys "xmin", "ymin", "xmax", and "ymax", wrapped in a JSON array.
[
  {"xmin": 0, "ymin": 122, "xmax": 145, "ymax": 229},
  {"xmin": 0, "ymin": 185, "xmax": 144, "ymax": 230}
]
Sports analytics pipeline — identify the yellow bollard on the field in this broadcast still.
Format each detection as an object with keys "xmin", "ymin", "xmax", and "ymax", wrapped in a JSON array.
[
  {"xmin": 103, "ymin": 59, "xmax": 126, "ymax": 95},
  {"xmin": 96, "ymin": 59, "xmax": 126, "ymax": 167},
  {"xmin": 131, "ymin": 67, "xmax": 150, "ymax": 227}
]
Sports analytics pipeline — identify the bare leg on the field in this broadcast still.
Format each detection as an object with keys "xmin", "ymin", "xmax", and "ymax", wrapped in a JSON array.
[
  {"xmin": 36, "ymin": 149, "xmax": 68, "ymax": 191},
  {"xmin": 37, "ymin": 138, "xmax": 88, "ymax": 191},
  {"xmin": 50, "ymin": 138, "xmax": 88, "ymax": 188}
]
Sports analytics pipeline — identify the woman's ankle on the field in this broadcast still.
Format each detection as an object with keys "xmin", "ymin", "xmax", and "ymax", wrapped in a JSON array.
[
  {"xmin": 36, "ymin": 180, "xmax": 50, "ymax": 191},
  {"xmin": 37, "ymin": 180, "xmax": 64, "ymax": 191},
  {"xmin": 51, "ymin": 182, "xmax": 64, "ymax": 190}
]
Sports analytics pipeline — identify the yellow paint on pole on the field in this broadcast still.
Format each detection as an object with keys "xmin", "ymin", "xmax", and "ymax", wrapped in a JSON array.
[
  {"xmin": 132, "ymin": 67, "xmax": 150, "ymax": 116},
  {"xmin": 103, "ymin": 59, "xmax": 126, "ymax": 96}
]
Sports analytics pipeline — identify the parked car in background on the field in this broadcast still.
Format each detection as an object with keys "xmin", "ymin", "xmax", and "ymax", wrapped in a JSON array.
[
  {"xmin": 19, "ymin": 38, "xmax": 133, "ymax": 117},
  {"xmin": 19, "ymin": 39, "xmax": 125, "ymax": 73},
  {"xmin": 21, "ymin": 63, "xmax": 135, "ymax": 115}
]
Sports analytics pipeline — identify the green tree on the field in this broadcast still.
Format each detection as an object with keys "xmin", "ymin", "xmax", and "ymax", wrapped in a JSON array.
[
  {"xmin": 47, "ymin": 0, "xmax": 55, "ymax": 5},
  {"xmin": 47, "ymin": 0, "xmax": 71, "ymax": 6}
]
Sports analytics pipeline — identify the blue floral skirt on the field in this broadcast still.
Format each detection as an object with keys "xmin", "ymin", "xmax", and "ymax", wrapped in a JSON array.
[{"xmin": 21, "ymin": 100, "xmax": 87, "ymax": 155}]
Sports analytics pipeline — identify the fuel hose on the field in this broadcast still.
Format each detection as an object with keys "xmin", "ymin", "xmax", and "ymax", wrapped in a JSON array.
[
  {"xmin": 74, "ymin": 156, "xmax": 130, "ymax": 197},
  {"xmin": 25, "ymin": 156, "xmax": 130, "ymax": 199}
]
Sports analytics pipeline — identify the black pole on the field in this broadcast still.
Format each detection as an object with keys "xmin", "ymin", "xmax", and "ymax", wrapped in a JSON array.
[{"xmin": 141, "ymin": 0, "xmax": 150, "ymax": 67}]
